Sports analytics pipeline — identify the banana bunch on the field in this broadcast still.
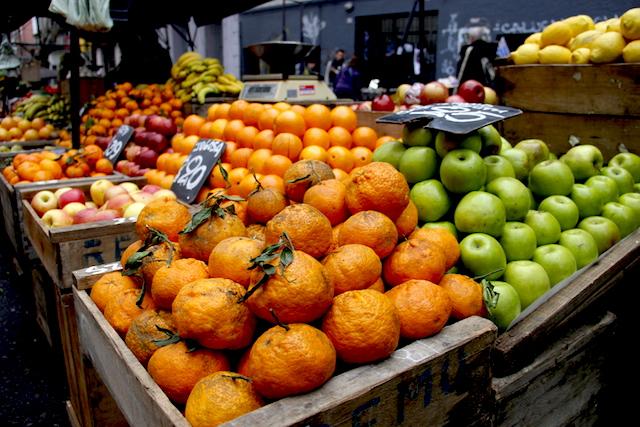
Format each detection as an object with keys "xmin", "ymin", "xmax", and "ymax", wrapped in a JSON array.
[
  {"xmin": 168, "ymin": 52, "xmax": 244, "ymax": 103},
  {"xmin": 14, "ymin": 94, "xmax": 70, "ymax": 126}
]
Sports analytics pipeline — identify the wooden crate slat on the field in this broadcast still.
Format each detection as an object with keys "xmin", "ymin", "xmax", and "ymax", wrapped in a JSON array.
[{"xmin": 355, "ymin": 111, "xmax": 402, "ymax": 138}]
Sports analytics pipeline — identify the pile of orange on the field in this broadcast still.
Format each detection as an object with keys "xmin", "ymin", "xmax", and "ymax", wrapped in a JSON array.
[
  {"xmin": 91, "ymin": 160, "xmax": 487, "ymax": 425},
  {"xmin": 0, "ymin": 116, "xmax": 64, "ymax": 143},
  {"xmin": 2, "ymin": 145, "xmax": 113, "ymax": 184}
]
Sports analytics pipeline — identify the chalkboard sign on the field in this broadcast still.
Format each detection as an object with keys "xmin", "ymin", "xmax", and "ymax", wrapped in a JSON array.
[
  {"xmin": 376, "ymin": 103, "xmax": 522, "ymax": 135},
  {"xmin": 104, "ymin": 125, "xmax": 134, "ymax": 164},
  {"xmin": 171, "ymin": 139, "xmax": 226, "ymax": 204}
]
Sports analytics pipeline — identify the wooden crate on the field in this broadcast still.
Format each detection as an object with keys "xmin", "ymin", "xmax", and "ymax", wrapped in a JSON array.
[
  {"xmin": 493, "ymin": 228, "xmax": 640, "ymax": 376},
  {"xmin": 20, "ymin": 177, "xmax": 144, "ymax": 289},
  {"xmin": 73, "ymin": 266, "xmax": 497, "ymax": 427},
  {"xmin": 496, "ymin": 63, "xmax": 640, "ymax": 159},
  {"xmin": 356, "ymin": 110, "xmax": 402, "ymax": 138}
]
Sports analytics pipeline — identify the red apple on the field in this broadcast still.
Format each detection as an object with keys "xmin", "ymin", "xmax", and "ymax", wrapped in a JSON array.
[
  {"xmin": 104, "ymin": 185, "xmax": 128, "ymax": 201},
  {"xmin": 145, "ymin": 115, "xmax": 177, "ymax": 136},
  {"xmin": 142, "ymin": 132, "xmax": 169, "ymax": 153},
  {"xmin": 457, "ymin": 79, "xmax": 485, "ymax": 103},
  {"xmin": 372, "ymin": 94, "xmax": 395, "ymax": 111},
  {"xmin": 92, "ymin": 209, "xmax": 121, "ymax": 222},
  {"xmin": 141, "ymin": 184, "xmax": 162, "ymax": 194},
  {"xmin": 404, "ymin": 82, "xmax": 425, "ymax": 105},
  {"xmin": 58, "ymin": 189, "xmax": 86, "ymax": 208},
  {"xmin": 62, "ymin": 202, "xmax": 87, "ymax": 218},
  {"xmin": 125, "ymin": 144, "xmax": 142, "ymax": 162},
  {"xmin": 152, "ymin": 189, "xmax": 177, "ymax": 202},
  {"xmin": 421, "ymin": 81, "xmax": 449, "ymax": 104},
  {"xmin": 116, "ymin": 160, "xmax": 128, "ymax": 174},
  {"xmin": 90, "ymin": 179, "xmax": 115, "ymax": 206},
  {"xmin": 446, "ymin": 94, "xmax": 467, "ymax": 103},
  {"xmin": 357, "ymin": 101, "xmax": 372, "ymax": 112},
  {"xmin": 32, "ymin": 190, "xmax": 58, "ymax": 217},
  {"xmin": 94, "ymin": 137, "xmax": 111, "ymax": 151},
  {"xmin": 42, "ymin": 209, "xmax": 73, "ymax": 228},
  {"xmin": 54, "ymin": 187, "xmax": 73, "ymax": 199},
  {"xmin": 106, "ymin": 193, "xmax": 133, "ymax": 213},
  {"xmin": 135, "ymin": 148, "xmax": 159, "ymax": 169},
  {"xmin": 131, "ymin": 191, "xmax": 153, "ymax": 204},
  {"xmin": 73, "ymin": 208, "xmax": 98, "ymax": 224},
  {"xmin": 119, "ymin": 182, "xmax": 140, "ymax": 194}
]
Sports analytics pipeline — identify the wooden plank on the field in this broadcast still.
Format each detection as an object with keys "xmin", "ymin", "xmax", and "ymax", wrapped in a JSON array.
[
  {"xmin": 74, "ymin": 287, "xmax": 189, "ymax": 427},
  {"xmin": 73, "ymin": 262, "xmax": 122, "ymax": 291},
  {"xmin": 493, "ymin": 229, "xmax": 640, "ymax": 376},
  {"xmin": 493, "ymin": 311, "xmax": 616, "ymax": 426},
  {"xmin": 356, "ymin": 110, "xmax": 402, "ymax": 138},
  {"xmin": 0, "ymin": 172, "xmax": 20, "ymax": 252},
  {"xmin": 66, "ymin": 401, "xmax": 82, "ymax": 427},
  {"xmin": 31, "ymin": 266, "xmax": 54, "ymax": 347},
  {"xmin": 499, "ymin": 111, "xmax": 640, "ymax": 160},
  {"xmin": 497, "ymin": 63, "xmax": 640, "ymax": 116},
  {"xmin": 23, "ymin": 198, "xmax": 61, "ymax": 288}
]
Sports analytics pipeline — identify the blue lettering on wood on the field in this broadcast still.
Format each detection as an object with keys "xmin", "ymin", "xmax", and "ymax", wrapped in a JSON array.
[
  {"xmin": 352, "ymin": 397, "xmax": 380, "ymax": 427},
  {"xmin": 83, "ymin": 239, "xmax": 104, "ymax": 265}
]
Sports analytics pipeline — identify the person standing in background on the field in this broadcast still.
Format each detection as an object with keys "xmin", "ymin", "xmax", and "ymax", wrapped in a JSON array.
[
  {"xmin": 333, "ymin": 55, "xmax": 362, "ymax": 100},
  {"xmin": 324, "ymin": 49, "xmax": 345, "ymax": 88}
]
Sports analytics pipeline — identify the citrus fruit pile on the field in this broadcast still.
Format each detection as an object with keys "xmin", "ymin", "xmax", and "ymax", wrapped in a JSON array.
[
  {"xmin": 92, "ymin": 160, "xmax": 485, "ymax": 426},
  {"xmin": 511, "ymin": 8, "xmax": 640, "ymax": 64},
  {"xmin": 0, "ymin": 115, "xmax": 67, "ymax": 143}
]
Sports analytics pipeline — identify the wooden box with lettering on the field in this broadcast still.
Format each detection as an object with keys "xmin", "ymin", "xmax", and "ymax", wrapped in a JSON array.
[
  {"xmin": 20, "ymin": 177, "xmax": 145, "ymax": 289},
  {"xmin": 72, "ymin": 264, "xmax": 497, "ymax": 427},
  {"xmin": 496, "ymin": 63, "xmax": 640, "ymax": 159}
]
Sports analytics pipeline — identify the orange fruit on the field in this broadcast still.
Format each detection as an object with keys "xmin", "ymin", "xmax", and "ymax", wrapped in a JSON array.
[
  {"xmin": 322, "ymin": 289, "xmax": 400, "ymax": 364},
  {"xmin": 243, "ymin": 103, "xmax": 266, "ymax": 126},
  {"xmin": 246, "ymin": 249, "xmax": 333, "ymax": 323},
  {"xmin": 386, "ymin": 279, "xmax": 452, "ymax": 339},
  {"xmin": 369, "ymin": 277, "xmax": 385, "ymax": 292},
  {"xmin": 247, "ymin": 148, "xmax": 272, "ymax": 174},
  {"xmin": 136, "ymin": 198, "xmax": 191, "ymax": 242},
  {"xmin": 376, "ymin": 136, "xmax": 396, "ymax": 148},
  {"xmin": 183, "ymin": 115, "xmax": 206, "ymax": 136},
  {"xmin": 228, "ymin": 100, "xmax": 250, "ymax": 120},
  {"xmin": 327, "ymin": 146, "xmax": 355, "ymax": 172},
  {"xmin": 262, "ymin": 155, "xmax": 292, "ymax": 177},
  {"xmin": 148, "ymin": 341, "xmax": 230, "ymax": 404},
  {"xmin": 104, "ymin": 288, "xmax": 156, "ymax": 336},
  {"xmin": 209, "ymin": 162, "xmax": 231, "ymax": 188},
  {"xmin": 31, "ymin": 118, "xmax": 45, "ymax": 130},
  {"xmin": 245, "ymin": 324, "xmax": 336, "ymax": 399},
  {"xmin": 247, "ymin": 188, "xmax": 287, "ymax": 224},
  {"xmin": 303, "ymin": 104, "xmax": 332, "ymax": 130},
  {"xmin": 246, "ymin": 224, "xmax": 266, "ymax": 242},
  {"xmin": 208, "ymin": 237, "xmax": 264, "ymax": 287},
  {"xmin": 207, "ymin": 104, "xmax": 218, "ymax": 121},
  {"xmin": 345, "ymin": 162, "xmax": 410, "ymax": 221},
  {"xmin": 185, "ymin": 372, "xmax": 263, "ymax": 427},
  {"xmin": 272, "ymin": 102, "xmax": 291, "ymax": 111},
  {"xmin": 299, "ymin": 145, "xmax": 328, "ymax": 162},
  {"xmin": 124, "ymin": 310, "xmax": 175, "ymax": 365},
  {"xmin": 236, "ymin": 173, "xmax": 263, "ymax": 198},
  {"xmin": 322, "ymin": 244, "xmax": 381, "ymax": 295},
  {"xmin": 33, "ymin": 170, "xmax": 54, "ymax": 181},
  {"xmin": 350, "ymin": 146, "xmax": 373, "ymax": 168},
  {"xmin": 230, "ymin": 147, "xmax": 254, "ymax": 169},
  {"xmin": 236, "ymin": 126, "xmax": 260, "ymax": 149},
  {"xmin": 274, "ymin": 110, "xmax": 306, "ymax": 137},
  {"xmin": 328, "ymin": 126, "xmax": 353, "ymax": 148},
  {"xmin": 260, "ymin": 174, "xmax": 285, "ymax": 194},
  {"xmin": 227, "ymin": 167, "xmax": 250, "ymax": 191},
  {"xmin": 221, "ymin": 141, "xmax": 237, "ymax": 163},
  {"xmin": 290, "ymin": 104, "xmax": 307, "ymax": 115},
  {"xmin": 438, "ymin": 274, "xmax": 485, "ymax": 320},
  {"xmin": 271, "ymin": 132, "xmax": 302, "ymax": 160},
  {"xmin": 338, "ymin": 210, "xmax": 398, "ymax": 258},
  {"xmin": 330, "ymin": 106, "xmax": 357, "ymax": 132},
  {"xmin": 215, "ymin": 103, "xmax": 231, "ymax": 119},
  {"xmin": 253, "ymin": 129, "xmax": 275, "ymax": 150},
  {"xmin": 257, "ymin": 108, "xmax": 279, "ymax": 130},
  {"xmin": 198, "ymin": 122, "xmax": 216, "ymax": 139},
  {"xmin": 332, "ymin": 168, "xmax": 350, "ymax": 182},
  {"xmin": 265, "ymin": 204, "xmax": 333, "ymax": 259},
  {"xmin": 303, "ymin": 127, "xmax": 331, "ymax": 149},
  {"xmin": 151, "ymin": 258, "xmax": 209, "ymax": 310},
  {"xmin": 210, "ymin": 118, "xmax": 228, "ymax": 139},
  {"xmin": 39, "ymin": 159, "xmax": 63, "ymax": 179},
  {"xmin": 302, "ymin": 179, "xmax": 348, "ymax": 226},
  {"xmin": 395, "ymin": 200, "xmax": 418, "ymax": 238},
  {"xmin": 283, "ymin": 159, "xmax": 335, "ymax": 202},
  {"xmin": 1, "ymin": 116, "xmax": 16, "ymax": 129},
  {"xmin": 179, "ymin": 207, "xmax": 247, "ymax": 261},
  {"xmin": 410, "ymin": 228, "xmax": 460, "ymax": 270},
  {"xmin": 352, "ymin": 127, "xmax": 378, "ymax": 149},
  {"xmin": 17, "ymin": 119, "xmax": 31, "ymax": 132},
  {"xmin": 23, "ymin": 129, "xmax": 38, "ymax": 141},
  {"xmin": 173, "ymin": 278, "xmax": 256, "ymax": 349},
  {"xmin": 383, "ymin": 239, "xmax": 447, "ymax": 287},
  {"xmin": 223, "ymin": 119, "xmax": 246, "ymax": 142},
  {"xmin": 90, "ymin": 272, "xmax": 139, "ymax": 312}
]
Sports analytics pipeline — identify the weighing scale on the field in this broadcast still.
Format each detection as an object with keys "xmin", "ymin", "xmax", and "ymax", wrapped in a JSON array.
[{"xmin": 240, "ymin": 41, "xmax": 337, "ymax": 103}]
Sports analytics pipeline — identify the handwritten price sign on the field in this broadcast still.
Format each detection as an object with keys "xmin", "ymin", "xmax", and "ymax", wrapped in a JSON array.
[
  {"xmin": 104, "ymin": 125, "xmax": 134, "ymax": 164},
  {"xmin": 377, "ymin": 103, "xmax": 522, "ymax": 134},
  {"xmin": 171, "ymin": 139, "xmax": 226, "ymax": 203}
]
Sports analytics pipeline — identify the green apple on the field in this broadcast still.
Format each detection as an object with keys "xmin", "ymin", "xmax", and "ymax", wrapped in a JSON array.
[
  {"xmin": 500, "ymin": 137, "xmax": 512, "ymax": 154},
  {"xmin": 455, "ymin": 191, "xmax": 506, "ymax": 237},
  {"xmin": 529, "ymin": 189, "xmax": 538, "ymax": 210},
  {"xmin": 532, "ymin": 244, "xmax": 577, "ymax": 286},
  {"xmin": 478, "ymin": 124, "xmax": 502, "ymax": 156},
  {"xmin": 501, "ymin": 148, "xmax": 531, "ymax": 181},
  {"xmin": 571, "ymin": 183, "xmax": 603, "ymax": 219},
  {"xmin": 402, "ymin": 125, "xmax": 433, "ymax": 147},
  {"xmin": 421, "ymin": 221, "xmax": 458, "ymax": 239},
  {"xmin": 558, "ymin": 229, "xmax": 599, "ymax": 269},
  {"xmin": 486, "ymin": 177, "xmax": 531, "ymax": 221},
  {"xmin": 459, "ymin": 233, "xmax": 506, "ymax": 280},
  {"xmin": 578, "ymin": 216, "xmax": 621, "ymax": 254},
  {"xmin": 548, "ymin": 152, "xmax": 558, "ymax": 160},
  {"xmin": 601, "ymin": 166, "xmax": 635, "ymax": 194},
  {"xmin": 560, "ymin": 145, "xmax": 603, "ymax": 181},
  {"xmin": 635, "ymin": 183, "xmax": 640, "ymax": 193},
  {"xmin": 484, "ymin": 155, "xmax": 516, "ymax": 183},
  {"xmin": 619, "ymin": 193, "xmax": 640, "ymax": 217},
  {"xmin": 398, "ymin": 146, "xmax": 438, "ymax": 184},
  {"xmin": 528, "ymin": 160, "xmax": 575, "ymax": 197},
  {"xmin": 440, "ymin": 149, "xmax": 486, "ymax": 194},
  {"xmin": 434, "ymin": 131, "xmax": 481, "ymax": 158},
  {"xmin": 601, "ymin": 202, "xmax": 638, "ymax": 237},
  {"xmin": 538, "ymin": 195, "xmax": 579, "ymax": 231},
  {"xmin": 524, "ymin": 210, "xmax": 561, "ymax": 245},
  {"xmin": 609, "ymin": 152, "xmax": 640, "ymax": 182},
  {"xmin": 585, "ymin": 175, "xmax": 619, "ymax": 204},
  {"xmin": 483, "ymin": 280, "xmax": 521, "ymax": 329},
  {"xmin": 514, "ymin": 139, "xmax": 550, "ymax": 168},
  {"xmin": 504, "ymin": 260, "xmax": 551, "ymax": 309},
  {"xmin": 372, "ymin": 141, "xmax": 407, "ymax": 169},
  {"xmin": 500, "ymin": 222, "xmax": 537, "ymax": 261},
  {"xmin": 410, "ymin": 179, "xmax": 450, "ymax": 222}
]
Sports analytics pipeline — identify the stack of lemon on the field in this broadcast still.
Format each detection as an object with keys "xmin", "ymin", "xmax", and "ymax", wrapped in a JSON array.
[{"xmin": 511, "ymin": 8, "xmax": 640, "ymax": 65}]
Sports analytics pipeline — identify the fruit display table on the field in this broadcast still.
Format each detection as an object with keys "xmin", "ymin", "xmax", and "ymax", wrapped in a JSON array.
[
  {"xmin": 496, "ymin": 64, "xmax": 640, "ymax": 159},
  {"xmin": 71, "ymin": 264, "xmax": 497, "ymax": 427}
]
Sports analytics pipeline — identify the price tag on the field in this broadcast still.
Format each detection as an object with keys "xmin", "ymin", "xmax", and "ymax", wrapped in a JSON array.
[
  {"xmin": 376, "ymin": 103, "xmax": 522, "ymax": 135},
  {"xmin": 171, "ymin": 139, "xmax": 226, "ymax": 204},
  {"xmin": 104, "ymin": 125, "xmax": 134, "ymax": 164}
]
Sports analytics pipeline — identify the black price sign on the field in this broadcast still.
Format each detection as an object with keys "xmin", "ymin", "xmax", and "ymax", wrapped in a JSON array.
[
  {"xmin": 376, "ymin": 103, "xmax": 522, "ymax": 135},
  {"xmin": 171, "ymin": 139, "xmax": 226, "ymax": 204},
  {"xmin": 104, "ymin": 125, "xmax": 134, "ymax": 164}
]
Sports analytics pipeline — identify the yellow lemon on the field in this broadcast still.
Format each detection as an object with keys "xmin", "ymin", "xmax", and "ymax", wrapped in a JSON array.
[
  {"xmin": 512, "ymin": 43, "xmax": 540, "ymax": 64},
  {"xmin": 621, "ymin": 8, "xmax": 640, "ymax": 40},
  {"xmin": 590, "ymin": 32, "xmax": 626, "ymax": 63},
  {"xmin": 606, "ymin": 18, "xmax": 621, "ymax": 33},
  {"xmin": 541, "ymin": 21, "xmax": 573, "ymax": 47},
  {"xmin": 568, "ymin": 30, "xmax": 602, "ymax": 51},
  {"xmin": 564, "ymin": 15, "xmax": 595, "ymax": 37},
  {"xmin": 623, "ymin": 40, "xmax": 640, "ymax": 62},
  {"xmin": 525, "ymin": 32, "xmax": 542, "ymax": 45},
  {"xmin": 538, "ymin": 45, "xmax": 572, "ymax": 64},
  {"xmin": 570, "ymin": 48, "xmax": 591, "ymax": 64},
  {"xmin": 594, "ymin": 21, "xmax": 607, "ymax": 33}
]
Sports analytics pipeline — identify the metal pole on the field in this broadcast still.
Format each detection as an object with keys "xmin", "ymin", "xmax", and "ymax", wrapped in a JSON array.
[
  {"xmin": 70, "ymin": 28, "xmax": 81, "ymax": 149},
  {"xmin": 418, "ymin": 0, "xmax": 425, "ymax": 80},
  {"xmin": 282, "ymin": 0, "xmax": 287, "ymax": 41}
]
